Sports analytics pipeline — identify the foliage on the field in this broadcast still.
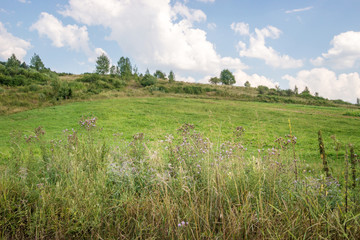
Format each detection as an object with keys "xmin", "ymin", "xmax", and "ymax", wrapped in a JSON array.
[
  {"xmin": 220, "ymin": 69, "xmax": 236, "ymax": 85},
  {"xmin": 168, "ymin": 70, "xmax": 175, "ymax": 83},
  {"xmin": 244, "ymin": 80, "xmax": 251, "ymax": 87},
  {"xmin": 140, "ymin": 73, "xmax": 157, "ymax": 87},
  {"xmin": 30, "ymin": 53, "xmax": 45, "ymax": 71},
  {"xmin": 209, "ymin": 76, "xmax": 220, "ymax": 85},
  {"xmin": 117, "ymin": 57, "xmax": 132, "ymax": 80},
  {"xmin": 95, "ymin": 53, "xmax": 110, "ymax": 75},
  {"xmin": 154, "ymin": 70, "xmax": 166, "ymax": 79},
  {"xmin": 257, "ymin": 85, "xmax": 269, "ymax": 94},
  {"xmin": 6, "ymin": 54, "xmax": 21, "ymax": 69},
  {"xmin": 1, "ymin": 120, "xmax": 360, "ymax": 239}
]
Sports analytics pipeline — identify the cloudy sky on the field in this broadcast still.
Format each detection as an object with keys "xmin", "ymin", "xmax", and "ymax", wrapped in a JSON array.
[{"xmin": 1, "ymin": 0, "xmax": 360, "ymax": 102}]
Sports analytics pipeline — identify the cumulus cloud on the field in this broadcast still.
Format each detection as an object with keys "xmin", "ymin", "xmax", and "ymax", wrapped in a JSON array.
[
  {"xmin": 0, "ymin": 22, "xmax": 31, "ymax": 61},
  {"xmin": 234, "ymin": 24, "xmax": 303, "ymax": 69},
  {"xmin": 60, "ymin": 0, "xmax": 253, "ymax": 79},
  {"xmin": 30, "ymin": 12, "xmax": 105, "ymax": 62},
  {"xmin": 311, "ymin": 31, "xmax": 360, "ymax": 69},
  {"xmin": 283, "ymin": 68, "xmax": 360, "ymax": 103},
  {"xmin": 172, "ymin": 2, "xmax": 206, "ymax": 23},
  {"xmin": 231, "ymin": 22, "xmax": 249, "ymax": 36}
]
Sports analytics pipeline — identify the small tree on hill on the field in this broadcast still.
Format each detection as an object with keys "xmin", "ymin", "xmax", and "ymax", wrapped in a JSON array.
[
  {"xmin": 244, "ymin": 81, "xmax": 251, "ymax": 88},
  {"xmin": 154, "ymin": 70, "xmax": 166, "ymax": 79},
  {"xmin": 357, "ymin": 98, "xmax": 360, "ymax": 105},
  {"xmin": 30, "ymin": 53, "xmax": 45, "ymax": 71},
  {"xmin": 110, "ymin": 65, "xmax": 116, "ymax": 75},
  {"xmin": 169, "ymin": 70, "xmax": 175, "ymax": 83},
  {"xmin": 117, "ymin": 57, "xmax": 132, "ymax": 80},
  {"xmin": 294, "ymin": 85, "xmax": 299, "ymax": 95},
  {"xmin": 209, "ymin": 77, "xmax": 220, "ymax": 85},
  {"xmin": 220, "ymin": 69, "xmax": 236, "ymax": 85},
  {"xmin": 95, "ymin": 53, "xmax": 110, "ymax": 74},
  {"xmin": 6, "ymin": 54, "xmax": 21, "ymax": 68}
]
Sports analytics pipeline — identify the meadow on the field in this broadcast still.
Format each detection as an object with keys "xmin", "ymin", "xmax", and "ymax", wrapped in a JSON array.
[{"xmin": 1, "ymin": 96, "xmax": 360, "ymax": 239}]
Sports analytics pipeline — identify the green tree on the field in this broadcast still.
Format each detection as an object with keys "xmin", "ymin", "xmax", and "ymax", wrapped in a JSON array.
[
  {"xmin": 357, "ymin": 98, "xmax": 360, "ymax": 105},
  {"xmin": 220, "ymin": 69, "xmax": 236, "ymax": 85},
  {"xmin": 140, "ymin": 73, "xmax": 157, "ymax": 87},
  {"xmin": 30, "ymin": 53, "xmax": 45, "ymax": 71},
  {"xmin": 117, "ymin": 57, "xmax": 132, "ymax": 79},
  {"xmin": 294, "ymin": 85, "xmax": 299, "ymax": 95},
  {"xmin": 6, "ymin": 54, "xmax": 21, "ymax": 68},
  {"xmin": 209, "ymin": 77, "xmax": 220, "ymax": 85},
  {"xmin": 302, "ymin": 86, "xmax": 310, "ymax": 95},
  {"xmin": 244, "ymin": 81, "xmax": 251, "ymax": 88},
  {"xmin": 110, "ymin": 65, "xmax": 116, "ymax": 75},
  {"xmin": 95, "ymin": 53, "xmax": 110, "ymax": 74},
  {"xmin": 168, "ymin": 70, "xmax": 175, "ymax": 83},
  {"xmin": 154, "ymin": 70, "xmax": 166, "ymax": 79}
]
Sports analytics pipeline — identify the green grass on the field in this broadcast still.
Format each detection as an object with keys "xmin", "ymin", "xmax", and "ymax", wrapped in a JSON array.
[
  {"xmin": 1, "ymin": 96, "xmax": 360, "ymax": 239},
  {"xmin": 1, "ymin": 97, "xmax": 359, "ymax": 163},
  {"xmin": 0, "ymin": 95, "xmax": 358, "ymax": 177}
]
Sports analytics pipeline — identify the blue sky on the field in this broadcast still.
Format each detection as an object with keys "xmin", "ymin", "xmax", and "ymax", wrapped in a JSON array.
[{"xmin": 1, "ymin": 0, "xmax": 360, "ymax": 102}]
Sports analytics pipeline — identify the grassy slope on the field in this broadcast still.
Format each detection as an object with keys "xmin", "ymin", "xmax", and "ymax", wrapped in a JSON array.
[{"xmin": 1, "ymin": 96, "xmax": 359, "ymax": 164}]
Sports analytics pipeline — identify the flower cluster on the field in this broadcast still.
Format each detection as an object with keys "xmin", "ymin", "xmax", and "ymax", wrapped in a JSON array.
[{"xmin": 79, "ymin": 116, "xmax": 97, "ymax": 131}]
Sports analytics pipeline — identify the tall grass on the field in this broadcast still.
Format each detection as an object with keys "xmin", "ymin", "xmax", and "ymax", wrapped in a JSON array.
[{"xmin": 0, "ymin": 119, "xmax": 359, "ymax": 239}]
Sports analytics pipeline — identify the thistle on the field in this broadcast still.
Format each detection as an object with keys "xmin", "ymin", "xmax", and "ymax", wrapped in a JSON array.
[{"xmin": 318, "ymin": 130, "xmax": 330, "ymax": 178}]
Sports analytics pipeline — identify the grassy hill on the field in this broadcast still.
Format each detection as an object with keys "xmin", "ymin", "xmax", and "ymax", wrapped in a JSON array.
[{"xmin": 1, "ymin": 68, "xmax": 360, "ymax": 238}]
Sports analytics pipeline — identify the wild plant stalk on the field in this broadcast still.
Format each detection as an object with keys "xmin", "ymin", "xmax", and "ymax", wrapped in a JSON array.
[
  {"xmin": 344, "ymin": 144, "xmax": 349, "ymax": 234},
  {"xmin": 288, "ymin": 119, "xmax": 298, "ymax": 183},
  {"xmin": 318, "ymin": 130, "xmax": 330, "ymax": 178},
  {"xmin": 349, "ymin": 144, "xmax": 356, "ymax": 190}
]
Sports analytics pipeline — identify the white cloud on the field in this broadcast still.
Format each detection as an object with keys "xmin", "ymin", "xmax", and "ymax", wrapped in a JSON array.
[
  {"xmin": 234, "ymin": 70, "xmax": 278, "ymax": 88},
  {"xmin": 30, "ymin": 12, "xmax": 103, "ymax": 62},
  {"xmin": 311, "ymin": 31, "xmax": 360, "ymax": 69},
  {"xmin": 18, "ymin": 0, "xmax": 31, "ymax": 3},
  {"xmin": 0, "ymin": 22, "xmax": 31, "ymax": 61},
  {"xmin": 231, "ymin": 22, "xmax": 249, "ymax": 36},
  {"xmin": 60, "ymin": 0, "xmax": 251, "ymax": 77},
  {"xmin": 207, "ymin": 22, "xmax": 216, "ymax": 30},
  {"xmin": 172, "ymin": 2, "xmax": 206, "ymax": 23},
  {"xmin": 31, "ymin": 12, "xmax": 90, "ymax": 52},
  {"xmin": 283, "ymin": 68, "xmax": 360, "ymax": 103},
  {"xmin": 235, "ymin": 25, "xmax": 303, "ymax": 69},
  {"xmin": 285, "ymin": 6, "xmax": 313, "ymax": 14}
]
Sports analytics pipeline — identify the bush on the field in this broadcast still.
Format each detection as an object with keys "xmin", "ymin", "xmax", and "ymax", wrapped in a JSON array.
[
  {"xmin": 257, "ymin": 85, "xmax": 269, "ymax": 94},
  {"xmin": 78, "ymin": 73, "xmax": 101, "ymax": 83},
  {"xmin": 140, "ymin": 74, "xmax": 157, "ymax": 87}
]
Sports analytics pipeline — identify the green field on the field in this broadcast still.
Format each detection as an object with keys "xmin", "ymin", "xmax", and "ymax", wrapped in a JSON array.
[
  {"xmin": 1, "ymin": 97, "xmax": 359, "ymax": 161},
  {"xmin": 1, "ymin": 96, "xmax": 360, "ymax": 239}
]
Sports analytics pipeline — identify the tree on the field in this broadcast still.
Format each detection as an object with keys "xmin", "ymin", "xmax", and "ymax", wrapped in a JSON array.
[
  {"xmin": 209, "ymin": 77, "xmax": 220, "ymax": 85},
  {"xmin": 30, "ymin": 53, "xmax": 45, "ymax": 71},
  {"xmin": 168, "ymin": 70, "xmax": 175, "ymax": 83},
  {"xmin": 6, "ymin": 54, "xmax": 21, "ymax": 68},
  {"xmin": 95, "ymin": 53, "xmax": 110, "ymax": 74},
  {"xmin": 220, "ymin": 69, "xmax": 235, "ymax": 85},
  {"xmin": 244, "ymin": 81, "xmax": 251, "ymax": 88},
  {"xmin": 302, "ymin": 86, "xmax": 310, "ymax": 95},
  {"xmin": 294, "ymin": 85, "xmax": 299, "ymax": 95},
  {"xmin": 154, "ymin": 70, "xmax": 166, "ymax": 79},
  {"xmin": 117, "ymin": 57, "xmax": 132, "ymax": 79},
  {"xmin": 357, "ymin": 98, "xmax": 360, "ymax": 105},
  {"xmin": 110, "ymin": 65, "xmax": 116, "ymax": 75}
]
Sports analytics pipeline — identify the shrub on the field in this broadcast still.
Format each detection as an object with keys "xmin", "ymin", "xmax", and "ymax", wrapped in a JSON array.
[{"xmin": 140, "ymin": 74, "xmax": 157, "ymax": 87}]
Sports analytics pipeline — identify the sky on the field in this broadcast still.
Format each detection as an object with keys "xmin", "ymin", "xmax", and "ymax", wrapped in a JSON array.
[{"xmin": 1, "ymin": 0, "xmax": 360, "ymax": 103}]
